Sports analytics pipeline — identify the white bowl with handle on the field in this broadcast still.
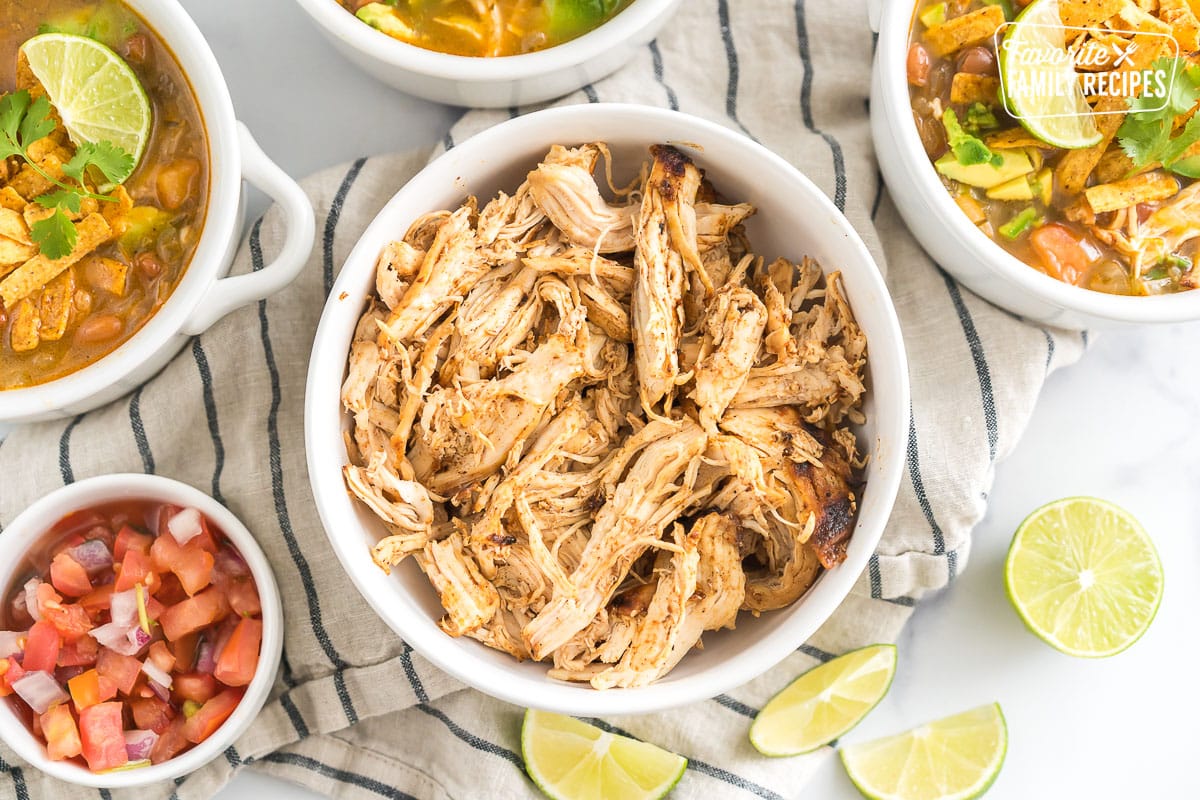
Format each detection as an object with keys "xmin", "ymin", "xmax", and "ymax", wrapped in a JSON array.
[
  {"xmin": 1, "ymin": 0, "xmax": 315, "ymax": 423},
  {"xmin": 305, "ymin": 103, "xmax": 911, "ymax": 715}
]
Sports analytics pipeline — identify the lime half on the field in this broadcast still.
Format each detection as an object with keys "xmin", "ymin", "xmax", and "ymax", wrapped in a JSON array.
[
  {"xmin": 840, "ymin": 703, "xmax": 1007, "ymax": 800},
  {"xmin": 522, "ymin": 710, "xmax": 687, "ymax": 800},
  {"xmin": 999, "ymin": 0, "xmax": 1103, "ymax": 149},
  {"xmin": 20, "ymin": 33, "xmax": 151, "ymax": 166},
  {"xmin": 750, "ymin": 644, "xmax": 897, "ymax": 757},
  {"xmin": 1005, "ymin": 496, "xmax": 1162, "ymax": 658}
]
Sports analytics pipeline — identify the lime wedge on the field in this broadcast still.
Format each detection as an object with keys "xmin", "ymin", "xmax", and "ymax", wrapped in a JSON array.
[
  {"xmin": 840, "ymin": 703, "xmax": 1007, "ymax": 800},
  {"xmin": 749, "ymin": 644, "xmax": 897, "ymax": 757},
  {"xmin": 522, "ymin": 710, "xmax": 687, "ymax": 800},
  {"xmin": 1005, "ymin": 496, "xmax": 1162, "ymax": 658},
  {"xmin": 999, "ymin": 0, "xmax": 1103, "ymax": 149},
  {"xmin": 20, "ymin": 33, "xmax": 151, "ymax": 166}
]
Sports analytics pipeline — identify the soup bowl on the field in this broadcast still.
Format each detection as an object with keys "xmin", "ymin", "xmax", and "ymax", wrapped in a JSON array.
[
  {"xmin": 868, "ymin": 0, "xmax": 1200, "ymax": 329},
  {"xmin": 305, "ymin": 103, "xmax": 911, "ymax": 715},
  {"xmin": 1, "ymin": 0, "xmax": 315, "ymax": 424},
  {"xmin": 0, "ymin": 474, "xmax": 284, "ymax": 788},
  {"xmin": 290, "ymin": 0, "xmax": 684, "ymax": 107}
]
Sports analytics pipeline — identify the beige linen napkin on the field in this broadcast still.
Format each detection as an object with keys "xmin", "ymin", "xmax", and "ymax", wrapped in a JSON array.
[{"xmin": 0, "ymin": 1, "xmax": 1086, "ymax": 797}]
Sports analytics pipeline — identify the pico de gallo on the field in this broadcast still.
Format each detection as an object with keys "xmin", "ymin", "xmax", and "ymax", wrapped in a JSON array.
[{"xmin": 0, "ymin": 500, "xmax": 263, "ymax": 772}]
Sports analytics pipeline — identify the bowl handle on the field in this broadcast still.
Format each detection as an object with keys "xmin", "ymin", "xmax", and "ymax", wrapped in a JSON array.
[{"xmin": 181, "ymin": 123, "xmax": 315, "ymax": 336}]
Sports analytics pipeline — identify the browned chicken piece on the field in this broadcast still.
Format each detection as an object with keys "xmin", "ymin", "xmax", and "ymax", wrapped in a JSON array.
[
  {"xmin": 378, "ymin": 206, "xmax": 489, "ymax": 345},
  {"xmin": 576, "ymin": 279, "xmax": 631, "ymax": 342},
  {"xmin": 524, "ymin": 249, "xmax": 635, "ymax": 295},
  {"xmin": 344, "ymin": 462, "xmax": 437, "ymax": 572},
  {"xmin": 690, "ymin": 285, "xmax": 767, "ymax": 430},
  {"xmin": 695, "ymin": 202, "xmax": 756, "ymax": 251},
  {"xmin": 523, "ymin": 420, "xmax": 709, "ymax": 660},
  {"xmin": 527, "ymin": 145, "xmax": 636, "ymax": 253},
  {"xmin": 376, "ymin": 240, "xmax": 425, "ymax": 310},
  {"xmin": 418, "ymin": 532, "xmax": 500, "ymax": 637},
  {"xmin": 440, "ymin": 263, "xmax": 540, "ymax": 382}
]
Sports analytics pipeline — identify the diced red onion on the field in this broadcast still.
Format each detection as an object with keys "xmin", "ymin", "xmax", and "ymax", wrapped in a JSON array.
[
  {"xmin": 214, "ymin": 546, "xmax": 249, "ymax": 578},
  {"xmin": 12, "ymin": 671, "xmax": 67, "ymax": 714},
  {"xmin": 141, "ymin": 659, "xmax": 172, "ymax": 690},
  {"xmin": 167, "ymin": 508, "xmax": 203, "ymax": 545},
  {"xmin": 55, "ymin": 665, "xmax": 87, "ymax": 684},
  {"xmin": 23, "ymin": 579, "xmax": 41, "ymax": 621},
  {"xmin": 90, "ymin": 622, "xmax": 140, "ymax": 656},
  {"xmin": 195, "ymin": 639, "xmax": 216, "ymax": 674},
  {"xmin": 124, "ymin": 729, "xmax": 159, "ymax": 761},
  {"xmin": 0, "ymin": 631, "xmax": 24, "ymax": 659},
  {"xmin": 110, "ymin": 589, "xmax": 139, "ymax": 628},
  {"xmin": 147, "ymin": 679, "xmax": 170, "ymax": 702},
  {"xmin": 127, "ymin": 626, "xmax": 152, "ymax": 653},
  {"xmin": 69, "ymin": 539, "xmax": 113, "ymax": 576}
]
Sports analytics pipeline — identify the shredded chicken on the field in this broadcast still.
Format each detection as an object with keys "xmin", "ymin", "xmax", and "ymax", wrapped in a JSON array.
[{"xmin": 341, "ymin": 143, "xmax": 869, "ymax": 688}]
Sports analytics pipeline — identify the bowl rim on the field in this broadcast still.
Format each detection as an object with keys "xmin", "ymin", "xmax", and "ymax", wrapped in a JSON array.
[
  {"xmin": 304, "ymin": 102, "xmax": 911, "ymax": 715},
  {"xmin": 0, "ymin": 0, "xmax": 242, "ymax": 420},
  {"xmin": 875, "ymin": 0, "xmax": 1200, "ymax": 324},
  {"xmin": 290, "ymin": 0, "xmax": 679, "ymax": 81},
  {"xmin": 0, "ymin": 474, "xmax": 284, "ymax": 788}
]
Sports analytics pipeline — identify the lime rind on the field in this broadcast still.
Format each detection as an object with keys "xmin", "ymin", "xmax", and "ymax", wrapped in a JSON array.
[
  {"xmin": 749, "ymin": 643, "xmax": 898, "ymax": 757},
  {"xmin": 522, "ymin": 709, "xmax": 687, "ymax": 800},
  {"xmin": 20, "ymin": 33, "xmax": 152, "ymax": 166},
  {"xmin": 1004, "ymin": 496, "xmax": 1163, "ymax": 658},
  {"xmin": 840, "ymin": 703, "xmax": 1008, "ymax": 800}
]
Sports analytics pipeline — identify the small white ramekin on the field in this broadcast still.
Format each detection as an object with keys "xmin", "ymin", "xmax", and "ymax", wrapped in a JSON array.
[
  {"xmin": 305, "ymin": 103, "xmax": 911, "ymax": 716},
  {"xmin": 290, "ymin": 0, "xmax": 684, "ymax": 107},
  {"xmin": 1, "ymin": 0, "xmax": 315, "ymax": 423},
  {"xmin": 869, "ymin": 0, "xmax": 1200, "ymax": 329},
  {"xmin": 0, "ymin": 474, "xmax": 283, "ymax": 789}
]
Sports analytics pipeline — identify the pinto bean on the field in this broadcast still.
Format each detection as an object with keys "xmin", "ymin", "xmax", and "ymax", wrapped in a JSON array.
[
  {"xmin": 75, "ymin": 315, "xmax": 122, "ymax": 344},
  {"xmin": 136, "ymin": 252, "xmax": 163, "ymax": 279},
  {"xmin": 907, "ymin": 42, "xmax": 931, "ymax": 86},
  {"xmin": 956, "ymin": 46, "xmax": 997, "ymax": 75}
]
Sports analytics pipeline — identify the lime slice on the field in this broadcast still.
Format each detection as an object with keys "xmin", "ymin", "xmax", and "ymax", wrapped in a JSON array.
[
  {"xmin": 999, "ymin": 0, "xmax": 1103, "ymax": 149},
  {"xmin": 522, "ymin": 710, "xmax": 687, "ymax": 800},
  {"xmin": 840, "ymin": 703, "xmax": 1007, "ymax": 800},
  {"xmin": 1005, "ymin": 496, "xmax": 1162, "ymax": 658},
  {"xmin": 20, "ymin": 33, "xmax": 151, "ymax": 166},
  {"xmin": 749, "ymin": 644, "xmax": 897, "ymax": 757}
]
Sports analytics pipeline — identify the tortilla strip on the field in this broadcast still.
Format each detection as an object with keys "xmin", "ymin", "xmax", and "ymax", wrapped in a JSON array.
[
  {"xmin": 924, "ymin": 5, "xmax": 1006, "ymax": 57},
  {"xmin": 0, "ymin": 208, "xmax": 31, "ymax": 245},
  {"xmin": 8, "ymin": 153, "xmax": 65, "ymax": 201},
  {"xmin": 0, "ymin": 187, "xmax": 26, "ymax": 212},
  {"xmin": 951, "ymin": 73, "xmax": 1001, "ymax": 105},
  {"xmin": 0, "ymin": 213, "xmax": 111, "ymax": 309},
  {"xmin": 985, "ymin": 129, "xmax": 1046, "ymax": 149},
  {"xmin": 1094, "ymin": 148, "xmax": 1146, "ymax": 183},
  {"xmin": 38, "ymin": 269, "xmax": 75, "ymax": 341},
  {"xmin": 1058, "ymin": 0, "xmax": 1125, "ymax": 28},
  {"xmin": 1084, "ymin": 170, "xmax": 1179, "ymax": 212},
  {"xmin": 1160, "ymin": 0, "xmax": 1200, "ymax": 49},
  {"xmin": 79, "ymin": 254, "xmax": 128, "ymax": 296},
  {"xmin": 1057, "ymin": 33, "xmax": 1169, "ymax": 194},
  {"xmin": 9, "ymin": 297, "xmax": 40, "ymax": 352}
]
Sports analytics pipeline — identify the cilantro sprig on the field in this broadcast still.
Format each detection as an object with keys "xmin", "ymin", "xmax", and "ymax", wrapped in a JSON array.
[
  {"xmin": 1117, "ymin": 58, "xmax": 1200, "ymax": 180},
  {"xmin": 0, "ymin": 89, "xmax": 135, "ymax": 259}
]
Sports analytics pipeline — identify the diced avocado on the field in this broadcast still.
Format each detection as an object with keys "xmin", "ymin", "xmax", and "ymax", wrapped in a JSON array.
[
  {"xmin": 936, "ymin": 149, "xmax": 1034, "ymax": 189},
  {"xmin": 356, "ymin": 3, "xmax": 414, "ymax": 38},
  {"xmin": 919, "ymin": 2, "xmax": 947, "ymax": 27},
  {"xmin": 1032, "ymin": 167, "xmax": 1052, "ymax": 205},
  {"xmin": 117, "ymin": 206, "xmax": 171, "ymax": 252},
  {"xmin": 1025, "ymin": 147, "xmax": 1043, "ymax": 171},
  {"xmin": 986, "ymin": 174, "xmax": 1034, "ymax": 201}
]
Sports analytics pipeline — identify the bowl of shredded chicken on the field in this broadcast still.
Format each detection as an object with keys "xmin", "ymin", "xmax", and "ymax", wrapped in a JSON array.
[{"xmin": 306, "ymin": 104, "xmax": 910, "ymax": 714}]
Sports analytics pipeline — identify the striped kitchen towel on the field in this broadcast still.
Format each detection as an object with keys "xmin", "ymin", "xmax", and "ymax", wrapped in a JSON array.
[{"xmin": 0, "ymin": 0, "xmax": 1085, "ymax": 798}]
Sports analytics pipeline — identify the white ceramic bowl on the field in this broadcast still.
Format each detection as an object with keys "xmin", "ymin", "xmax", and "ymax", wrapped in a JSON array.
[
  {"xmin": 290, "ymin": 0, "xmax": 683, "ymax": 107},
  {"xmin": 0, "ymin": 474, "xmax": 283, "ymax": 788},
  {"xmin": 869, "ymin": 0, "xmax": 1200, "ymax": 329},
  {"xmin": 1, "ymin": 0, "xmax": 315, "ymax": 424},
  {"xmin": 305, "ymin": 104, "xmax": 911, "ymax": 715}
]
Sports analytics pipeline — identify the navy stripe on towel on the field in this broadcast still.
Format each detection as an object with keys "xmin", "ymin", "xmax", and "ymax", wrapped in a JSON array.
[
  {"xmin": 416, "ymin": 704, "xmax": 524, "ymax": 768},
  {"xmin": 192, "ymin": 339, "xmax": 227, "ymax": 504},
  {"xmin": 713, "ymin": 694, "xmax": 758, "ymax": 718},
  {"xmin": 58, "ymin": 414, "xmax": 84, "ymax": 484},
  {"xmin": 794, "ymin": 0, "xmax": 848, "ymax": 211},
  {"xmin": 907, "ymin": 408, "xmax": 947, "ymax": 556},
  {"xmin": 129, "ymin": 385, "xmax": 154, "ymax": 474},
  {"xmin": 649, "ymin": 40, "xmax": 680, "ymax": 111},
  {"xmin": 0, "ymin": 756, "xmax": 29, "ymax": 800},
  {"xmin": 941, "ymin": 274, "xmax": 998, "ymax": 460},
  {"xmin": 261, "ymin": 752, "xmax": 418, "ymax": 800},
  {"xmin": 280, "ymin": 692, "xmax": 310, "ymax": 738},
  {"xmin": 323, "ymin": 158, "xmax": 368, "ymax": 297},
  {"xmin": 717, "ymin": 0, "xmax": 755, "ymax": 139}
]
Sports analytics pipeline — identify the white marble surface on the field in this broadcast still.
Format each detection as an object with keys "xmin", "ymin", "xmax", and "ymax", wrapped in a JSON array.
[{"xmin": 24, "ymin": 0, "xmax": 1200, "ymax": 796}]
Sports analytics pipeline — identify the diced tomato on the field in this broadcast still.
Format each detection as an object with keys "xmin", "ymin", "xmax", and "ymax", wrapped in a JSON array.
[
  {"xmin": 148, "ymin": 641, "xmax": 175, "ymax": 674},
  {"xmin": 151, "ymin": 534, "xmax": 214, "ymax": 597},
  {"xmin": 173, "ymin": 672, "xmax": 217, "ymax": 704},
  {"xmin": 114, "ymin": 525, "xmax": 154, "ymax": 562},
  {"xmin": 160, "ymin": 587, "xmax": 229, "ymax": 642},
  {"xmin": 183, "ymin": 689, "xmax": 242, "ymax": 744},
  {"xmin": 144, "ymin": 595, "xmax": 166, "ymax": 623},
  {"xmin": 79, "ymin": 584, "xmax": 115, "ymax": 616},
  {"xmin": 50, "ymin": 553, "xmax": 93, "ymax": 598},
  {"xmin": 171, "ymin": 633, "xmax": 198, "ymax": 671},
  {"xmin": 3, "ymin": 658, "xmax": 27, "ymax": 693},
  {"xmin": 24, "ymin": 621, "xmax": 62, "ymax": 674},
  {"xmin": 0, "ymin": 658, "xmax": 13, "ymax": 697},
  {"xmin": 155, "ymin": 573, "xmax": 189, "ymax": 606},
  {"xmin": 40, "ymin": 704, "xmax": 82, "ymax": 761},
  {"xmin": 97, "ymin": 649, "xmax": 142, "ymax": 696},
  {"xmin": 68, "ymin": 668, "xmax": 116, "ymax": 708},
  {"xmin": 213, "ymin": 617, "xmax": 261, "ymax": 688},
  {"xmin": 1030, "ymin": 223, "xmax": 1092, "ymax": 286},
  {"xmin": 149, "ymin": 715, "xmax": 188, "ymax": 764},
  {"xmin": 79, "ymin": 702, "xmax": 128, "ymax": 772},
  {"xmin": 130, "ymin": 695, "xmax": 175, "ymax": 734},
  {"xmin": 40, "ymin": 591, "xmax": 94, "ymax": 643},
  {"xmin": 114, "ymin": 550, "xmax": 159, "ymax": 593},
  {"xmin": 58, "ymin": 635, "xmax": 99, "ymax": 667},
  {"xmin": 35, "ymin": 582, "xmax": 62, "ymax": 620},
  {"xmin": 213, "ymin": 555, "xmax": 260, "ymax": 618}
]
